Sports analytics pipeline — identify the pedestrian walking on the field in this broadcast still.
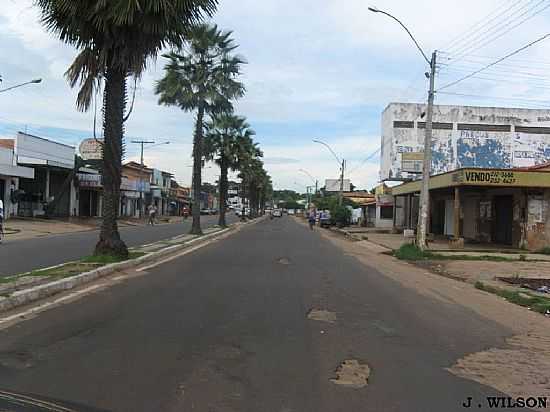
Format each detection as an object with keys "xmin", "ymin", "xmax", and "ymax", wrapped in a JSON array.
[
  {"xmin": 308, "ymin": 209, "xmax": 316, "ymax": 230},
  {"xmin": 147, "ymin": 204, "xmax": 157, "ymax": 226}
]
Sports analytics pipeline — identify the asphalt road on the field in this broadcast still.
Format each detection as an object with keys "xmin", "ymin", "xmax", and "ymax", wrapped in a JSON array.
[
  {"xmin": 0, "ymin": 214, "xmax": 237, "ymax": 278},
  {"xmin": 0, "ymin": 217, "xmax": 528, "ymax": 411}
]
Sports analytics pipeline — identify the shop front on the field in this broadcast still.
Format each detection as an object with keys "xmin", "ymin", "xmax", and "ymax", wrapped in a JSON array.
[
  {"xmin": 392, "ymin": 166, "xmax": 550, "ymax": 250},
  {"xmin": 77, "ymin": 173, "xmax": 102, "ymax": 217}
]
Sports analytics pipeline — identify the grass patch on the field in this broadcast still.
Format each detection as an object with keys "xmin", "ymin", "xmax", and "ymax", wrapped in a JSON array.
[
  {"xmin": 29, "ymin": 262, "xmax": 102, "ymax": 279},
  {"xmin": 430, "ymin": 254, "xmax": 515, "ymax": 262},
  {"xmin": 536, "ymin": 246, "xmax": 550, "ymax": 255},
  {"xmin": 475, "ymin": 281, "xmax": 550, "ymax": 314},
  {"xmin": 80, "ymin": 252, "xmax": 145, "ymax": 265},
  {"xmin": 394, "ymin": 244, "xmax": 427, "ymax": 260}
]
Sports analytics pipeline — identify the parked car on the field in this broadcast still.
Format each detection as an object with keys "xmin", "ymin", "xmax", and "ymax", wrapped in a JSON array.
[
  {"xmin": 235, "ymin": 208, "xmax": 250, "ymax": 217},
  {"xmin": 272, "ymin": 209, "xmax": 283, "ymax": 217},
  {"xmin": 200, "ymin": 208, "xmax": 210, "ymax": 215},
  {"xmin": 287, "ymin": 209, "xmax": 295, "ymax": 215},
  {"xmin": 319, "ymin": 210, "xmax": 332, "ymax": 228}
]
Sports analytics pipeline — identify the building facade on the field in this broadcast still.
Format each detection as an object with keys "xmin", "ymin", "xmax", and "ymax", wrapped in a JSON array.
[
  {"xmin": 381, "ymin": 103, "xmax": 550, "ymax": 181},
  {"xmin": 121, "ymin": 162, "xmax": 152, "ymax": 218},
  {"xmin": 15, "ymin": 132, "xmax": 76, "ymax": 217},
  {"xmin": 0, "ymin": 139, "xmax": 34, "ymax": 219},
  {"xmin": 393, "ymin": 165, "xmax": 550, "ymax": 250}
]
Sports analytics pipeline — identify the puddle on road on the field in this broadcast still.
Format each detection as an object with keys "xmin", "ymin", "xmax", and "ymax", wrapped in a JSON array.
[
  {"xmin": 330, "ymin": 359, "xmax": 371, "ymax": 389},
  {"xmin": 307, "ymin": 309, "xmax": 337, "ymax": 323}
]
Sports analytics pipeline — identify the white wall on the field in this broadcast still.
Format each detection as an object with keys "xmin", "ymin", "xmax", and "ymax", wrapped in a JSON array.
[
  {"xmin": 0, "ymin": 147, "xmax": 13, "ymax": 165},
  {"xmin": 16, "ymin": 132, "xmax": 74, "ymax": 169},
  {"xmin": 381, "ymin": 103, "xmax": 550, "ymax": 181}
]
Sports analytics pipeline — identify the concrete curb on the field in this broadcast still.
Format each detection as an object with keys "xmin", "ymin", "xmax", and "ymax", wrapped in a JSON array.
[{"xmin": 0, "ymin": 219, "xmax": 263, "ymax": 313}]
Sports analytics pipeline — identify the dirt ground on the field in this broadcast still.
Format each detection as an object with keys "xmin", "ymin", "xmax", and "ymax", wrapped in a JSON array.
[
  {"xmin": 428, "ymin": 260, "xmax": 550, "ymax": 284},
  {"xmin": 316, "ymin": 225, "xmax": 550, "ymax": 403}
]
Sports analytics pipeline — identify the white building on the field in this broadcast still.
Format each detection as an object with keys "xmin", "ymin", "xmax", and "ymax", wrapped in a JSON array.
[
  {"xmin": 15, "ymin": 132, "xmax": 76, "ymax": 217},
  {"xmin": 381, "ymin": 103, "xmax": 550, "ymax": 181},
  {"xmin": 0, "ymin": 140, "xmax": 34, "ymax": 219}
]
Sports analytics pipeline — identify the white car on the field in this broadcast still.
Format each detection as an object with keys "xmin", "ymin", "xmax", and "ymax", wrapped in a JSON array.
[{"xmin": 272, "ymin": 209, "xmax": 282, "ymax": 217}]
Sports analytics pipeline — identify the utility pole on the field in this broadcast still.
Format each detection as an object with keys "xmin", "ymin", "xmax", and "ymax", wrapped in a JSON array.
[
  {"xmin": 339, "ymin": 159, "xmax": 345, "ymax": 206},
  {"xmin": 368, "ymin": 6, "xmax": 435, "ymax": 251},
  {"xmin": 416, "ymin": 51, "xmax": 437, "ymax": 250},
  {"xmin": 131, "ymin": 140, "xmax": 155, "ymax": 218}
]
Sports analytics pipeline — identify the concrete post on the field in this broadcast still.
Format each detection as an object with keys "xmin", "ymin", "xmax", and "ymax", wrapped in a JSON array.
[{"xmin": 454, "ymin": 187, "xmax": 460, "ymax": 239}]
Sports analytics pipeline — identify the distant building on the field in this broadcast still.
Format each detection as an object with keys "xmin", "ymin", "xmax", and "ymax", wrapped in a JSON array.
[{"xmin": 121, "ymin": 162, "xmax": 152, "ymax": 218}]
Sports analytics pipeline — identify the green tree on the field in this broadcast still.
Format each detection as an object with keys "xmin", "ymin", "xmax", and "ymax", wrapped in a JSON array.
[
  {"xmin": 204, "ymin": 114, "xmax": 254, "ymax": 227},
  {"xmin": 156, "ymin": 24, "xmax": 245, "ymax": 235},
  {"xmin": 235, "ymin": 135, "xmax": 263, "ymax": 220},
  {"xmin": 240, "ymin": 158, "xmax": 269, "ymax": 218},
  {"xmin": 37, "ymin": 0, "xmax": 217, "ymax": 257}
]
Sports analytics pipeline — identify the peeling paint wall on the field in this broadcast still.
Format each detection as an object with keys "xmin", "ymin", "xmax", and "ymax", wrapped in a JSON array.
[
  {"xmin": 526, "ymin": 191, "xmax": 550, "ymax": 250},
  {"xmin": 381, "ymin": 103, "xmax": 550, "ymax": 181}
]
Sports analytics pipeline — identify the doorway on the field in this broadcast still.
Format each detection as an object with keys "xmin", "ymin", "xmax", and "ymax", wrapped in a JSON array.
[{"xmin": 494, "ymin": 195, "xmax": 513, "ymax": 245}]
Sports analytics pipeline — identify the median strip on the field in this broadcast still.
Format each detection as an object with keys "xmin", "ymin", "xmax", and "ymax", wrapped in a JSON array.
[{"xmin": 0, "ymin": 219, "xmax": 263, "ymax": 314}]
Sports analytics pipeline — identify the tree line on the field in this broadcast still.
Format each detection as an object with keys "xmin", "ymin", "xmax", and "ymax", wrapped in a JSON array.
[{"xmin": 36, "ymin": 0, "xmax": 272, "ymax": 258}]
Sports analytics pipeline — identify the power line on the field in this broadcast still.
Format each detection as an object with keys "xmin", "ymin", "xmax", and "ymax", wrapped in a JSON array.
[
  {"xmin": 438, "ymin": 33, "xmax": 550, "ymax": 91},
  {"xmin": 437, "ymin": 91, "xmax": 550, "ymax": 106},
  {"xmin": 347, "ymin": 148, "xmax": 381, "ymax": 176},
  {"xmin": 440, "ymin": 68, "xmax": 550, "ymax": 86},
  {"xmin": 446, "ymin": 0, "xmax": 548, "ymax": 60},
  {"xmin": 444, "ymin": 0, "xmax": 528, "ymax": 53},
  {"xmin": 445, "ymin": 0, "xmax": 550, "ymax": 64}
]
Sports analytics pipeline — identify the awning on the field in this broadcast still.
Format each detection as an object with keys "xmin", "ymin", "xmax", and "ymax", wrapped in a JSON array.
[
  {"xmin": 392, "ymin": 167, "xmax": 550, "ymax": 196},
  {"xmin": 0, "ymin": 164, "xmax": 34, "ymax": 179}
]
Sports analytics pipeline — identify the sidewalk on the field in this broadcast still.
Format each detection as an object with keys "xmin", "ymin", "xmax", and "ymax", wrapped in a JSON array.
[
  {"xmin": 4, "ymin": 218, "xmax": 95, "ymax": 241},
  {"xmin": 3, "ymin": 216, "xmax": 188, "ymax": 241},
  {"xmin": 353, "ymin": 229, "xmax": 550, "ymax": 301}
]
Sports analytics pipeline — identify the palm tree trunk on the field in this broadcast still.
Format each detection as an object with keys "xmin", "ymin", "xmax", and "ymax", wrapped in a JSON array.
[
  {"xmin": 240, "ymin": 176, "xmax": 247, "ymax": 221},
  {"xmin": 191, "ymin": 106, "xmax": 204, "ymax": 235},
  {"xmin": 95, "ymin": 67, "xmax": 128, "ymax": 257},
  {"xmin": 218, "ymin": 151, "xmax": 228, "ymax": 227}
]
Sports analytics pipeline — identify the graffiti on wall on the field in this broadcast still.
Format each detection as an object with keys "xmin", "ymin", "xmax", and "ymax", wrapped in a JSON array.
[{"xmin": 386, "ymin": 130, "xmax": 550, "ymax": 179}]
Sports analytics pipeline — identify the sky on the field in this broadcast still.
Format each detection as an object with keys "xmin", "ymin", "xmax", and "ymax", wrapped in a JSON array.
[{"xmin": 2, "ymin": 0, "xmax": 550, "ymax": 191}]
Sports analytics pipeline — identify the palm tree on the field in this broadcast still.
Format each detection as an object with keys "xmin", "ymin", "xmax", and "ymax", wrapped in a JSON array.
[
  {"xmin": 234, "ymin": 135, "xmax": 262, "ymax": 220},
  {"xmin": 156, "ymin": 24, "xmax": 245, "ymax": 235},
  {"xmin": 37, "ymin": 0, "xmax": 217, "ymax": 257},
  {"xmin": 237, "ymin": 142, "xmax": 265, "ymax": 219},
  {"xmin": 204, "ymin": 114, "xmax": 254, "ymax": 227}
]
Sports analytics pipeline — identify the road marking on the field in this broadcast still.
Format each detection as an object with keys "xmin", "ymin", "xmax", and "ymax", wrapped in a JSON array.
[
  {"xmin": 0, "ymin": 285, "xmax": 103, "ymax": 327},
  {"xmin": 136, "ymin": 240, "xmax": 216, "ymax": 272}
]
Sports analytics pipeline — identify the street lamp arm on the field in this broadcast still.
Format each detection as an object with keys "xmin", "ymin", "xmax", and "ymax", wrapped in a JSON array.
[
  {"xmin": 298, "ymin": 169, "xmax": 316, "ymax": 185},
  {"xmin": 312, "ymin": 139, "xmax": 341, "ymax": 165},
  {"xmin": 0, "ymin": 78, "xmax": 42, "ymax": 93},
  {"xmin": 368, "ymin": 7, "xmax": 431, "ymax": 65}
]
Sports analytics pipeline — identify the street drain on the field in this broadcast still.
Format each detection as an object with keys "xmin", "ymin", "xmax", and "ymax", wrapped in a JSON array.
[
  {"xmin": 276, "ymin": 257, "xmax": 291, "ymax": 265},
  {"xmin": 330, "ymin": 360, "xmax": 370, "ymax": 389},
  {"xmin": 307, "ymin": 309, "xmax": 337, "ymax": 323}
]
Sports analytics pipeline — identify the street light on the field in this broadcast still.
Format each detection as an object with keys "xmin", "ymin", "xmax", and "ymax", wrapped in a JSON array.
[
  {"xmin": 298, "ymin": 168, "xmax": 318, "ymax": 194},
  {"xmin": 0, "ymin": 78, "xmax": 42, "ymax": 93},
  {"xmin": 131, "ymin": 140, "xmax": 170, "ymax": 218},
  {"xmin": 313, "ymin": 139, "xmax": 345, "ymax": 205},
  {"xmin": 369, "ymin": 6, "xmax": 436, "ymax": 250}
]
